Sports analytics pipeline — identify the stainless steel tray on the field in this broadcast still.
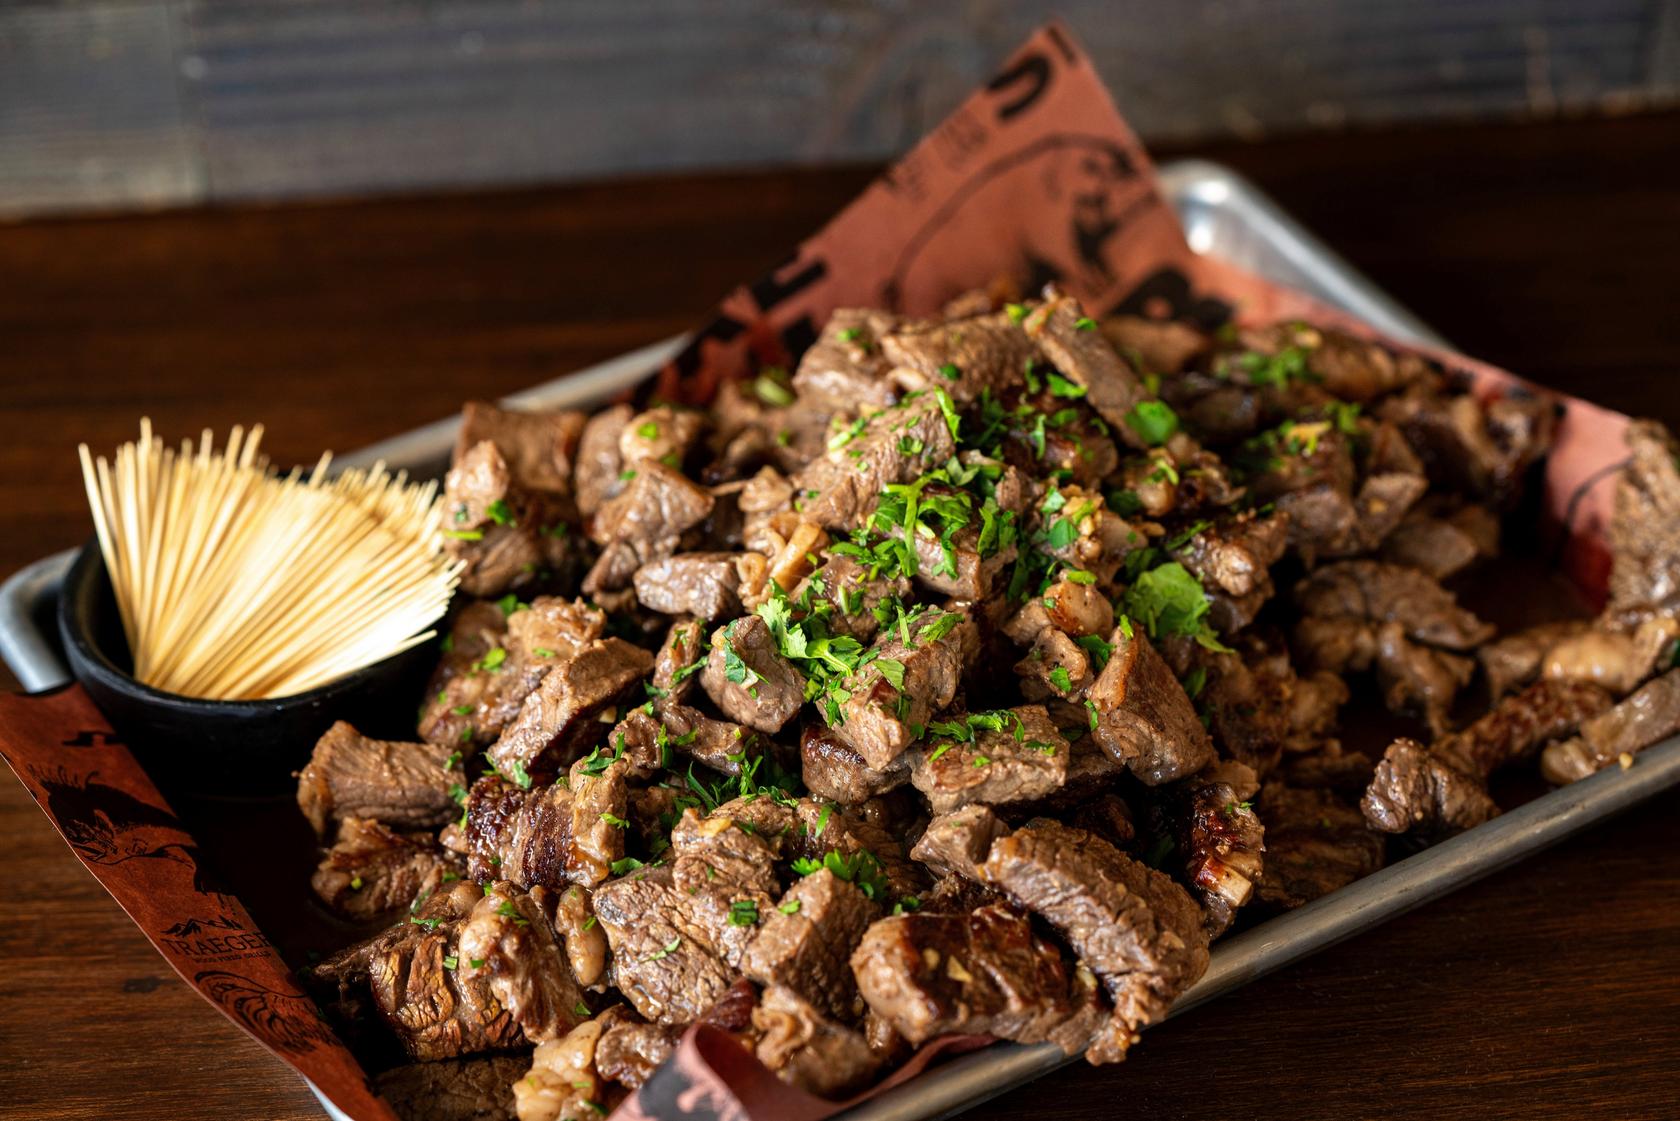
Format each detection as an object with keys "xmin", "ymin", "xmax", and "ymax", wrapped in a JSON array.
[{"xmin": 3, "ymin": 160, "xmax": 1674, "ymax": 1121}]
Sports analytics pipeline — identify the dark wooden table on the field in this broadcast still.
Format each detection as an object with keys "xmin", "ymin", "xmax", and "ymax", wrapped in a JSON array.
[{"xmin": 3, "ymin": 114, "xmax": 1678, "ymax": 1121}]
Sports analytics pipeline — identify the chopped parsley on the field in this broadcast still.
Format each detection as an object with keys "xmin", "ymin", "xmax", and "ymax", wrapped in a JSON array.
[
  {"xmin": 485, "ymin": 499, "xmax": 514, "ymax": 526},
  {"xmin": 727, "ymin": 899, "xmax": 760, "ymax": 927},
  {"xmin": 1233, "ymin": 345, "xmax": 1316, "ymax": 387},
  {"xmin": 1122, "ymin": 561, "xmax": 1230, "ymax": 652},
  {"xmin": 642, "ymin": 937, "xmax": 682, "ymax": 963},
  {"xmin": 502, "ymin": 758, "xmax": 533, "ymax": 790},
  {"xmin": 1122, "ymin": 400, "xmax": 1179, "ymax": 446},
  {"xmin": 791, "ymin": 849, "xmax": 890, "ymax": 900}
]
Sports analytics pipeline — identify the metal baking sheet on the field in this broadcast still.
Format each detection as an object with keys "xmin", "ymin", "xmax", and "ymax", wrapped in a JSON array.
[{"xmin": 2, "ymin": 160, "xmax": 1674, "ymax": 1121}]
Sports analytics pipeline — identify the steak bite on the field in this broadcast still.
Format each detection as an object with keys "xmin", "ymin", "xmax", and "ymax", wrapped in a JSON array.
[
  {"xmin": 1086, "ymin": 626, "xmax": 1216, "ymax": 785},
  {"xmin": 450, "ymin": 776, "xmax": 576, "ymax": 890},
  {"xmin": 651, "ymin": 616, "xmax": 707, "ymax": 705},
  {"xmin": 422, "ymin": 596, "xmax": 609, "ymax": 751},
  {"xmin": 574, "ymin": 404, "xmax": 633, "ymax": 517},
  {"xmin": 1377, "ymin": 382, "xmax": 1556, "ymax": 504},
  {"xmin": 1605, "ymin": 420, "xmax": 1680, "ymax": 626},
  {"xmin": 1364, "ymin": 678, "xmax": 1614, "ymax": 836},
  {"xmin": 443, "ymin": 438, "xmax": 580, "ymax": 598},
  {"xmin": 1099, "ymin": 315, "xmax": 1210, "ymax": 376},
  {"xmin": 1262, "ymin": 323, "xmax": 1433, "ymax": 402},
  {"xmin": 801, "ymin": 724, "xmax": 911, "ymax": 804},
  {"xmin": 374, "ymin": 1055, "xmax": 529, "ymax": 1121},
  {"xmin": 833, "ymin": 609, "xmax": 976, "ymax": 771},
  {"xmin": 700, "ymin": 613, "xmax": 807, "ymax": 733},
  {"xmin": 1022, "ymin": 288, "xmax": 1151, "ymax": 443},
  {"xmin": 1380, "ymin": 501, "xmax": 1500, "ymax": 579},
  {"xmin": 1256, "ymin": 783, "xmax": 1385, "ymax": 910},
  {"xmin": 793, "ymin": 554, "xmax": 910, "ymax": 643},
  {"xmin": 593, "ymin": 862, "xmax": 742, "ymax": 1025},
  {"xmin": 488, "ymin": 637, "xmax": 654, "ymax": 781},
  {"xmin": 563, "ymin": 751, "xmax": 632, "ymax": 886},
  {"xmin": 311, "ymin": 817, "xmax": 458, "ymax": 922},
  {"xmin": 1370, "ymin": 620, "xmax": 1477, "ymax": 735},
  {"xmin": 596, "ymin": 1011, "xmax": 682, "ymax": 1091},
  {"xmin": 742, "ymin": 867, "xmax": 881, "ymax": 1020},
  {"xmin": 907, "ymin": 705, "xmax": 1072, "ymax": 813},
  {"xmin": 589, "ymin": 459, "xmax": 716, "ymax": 549},
  {"xmin": 851, "ymin": 903, "xmax": 1103, "ymax": 1054},
  {"xmin": 633, "ymin": 552, "xmax": 749, "ymax": 620},
  {"xmin": 752, "ymin": 984, "xmax": 883, "ymax": 1099},
  {"xmin": 457, "ymin": 881, "xmax": 593, "ymax": 1045},
  {"xmin": 297, "ymin": 721, "xmax": 467, "ymax": 838},
  {"xmin": 909, "ymin": 805, "xmax": 1009, "ymax": 881},
  {"xmin": 1293, "ymin": 561, "xmax": 1493, "ymax": 732},
  {"xmin": 1542, "ymin": 668, "xmax": 1680, "ymax": 784},
  {"xmin": 979, "ymin": 819, "xmax": 1210, "ymax": 1065},
  {"xmin": 618, "ymin": 405, "xmax": 705, "ymax": 469},
  {"xmin": 455, "ymin": 401, "xmax": 588, "ymax": 498},
  {"xmin": 1294, "ymin": 560, "xmax": 1494, "ymax": 650},
  {"xmin": 1169, "ymin": 511, "xmax": 1289, "ymax": 599},
  {"xmin": 357, "ymin": 881, "xmax": 585, "ymax": 1061},
  {"xmin": 1175, "ymin": 776, "xmax": 1266, "ymax": 936},
  {"xmin": 879, "ymin": 309, "xmax": 1038, "ymax": 405},
  {"xmin": 790, "ymin": 391, "xmax": 957, "ymax": 530},
  {"xmin": 417, "ymin": 600, "xmax": 510, "ymax": 746},
  {"xmin": 792, "ymin": 308, "xmax": 903, "ymax": 416}
]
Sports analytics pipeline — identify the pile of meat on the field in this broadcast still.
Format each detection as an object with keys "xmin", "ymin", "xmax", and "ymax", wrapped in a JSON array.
[{"xmin": 296, "ymin": 290, "xmax": 1680, "ymax": 1121}]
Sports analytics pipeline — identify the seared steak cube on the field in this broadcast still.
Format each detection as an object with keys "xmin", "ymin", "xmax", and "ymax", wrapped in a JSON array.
[
  {"xmin": 700, "ymin": 614, "xmax": 807, "ymax": 733},
  {"xmin": 488, "ymin": 637, "xmax": 654, "ymax": 780},
  {"xmin": 297, "ymin": 721, "xmax": 466, "ymax": 838},
  {"xmin": 879, "ymin": 310, "xmax": 1037, "ymax": 405},
  {"xmin": 594, "ymin": 863, "xmax": 743, "ymax": 1026},
  {"xmin": 633, "ymin": 552, "xmax": 747, "ymax": 620},
  {"xmin": 908, "ymin": 705, "xmax": 1071, "ymax": 813},
  {"xmin": 833, "ymin": 609, "xmax": 976, "ymax": 771},
  {"xmin": 454, "ymin": 401, "xmax": 587, "ymax": 497},
  {"xmin": 791, "ymin": 391, "xmax": 957, "ymax": 531},
  {"xmin": 1086, "ymin": 627, "xmax": 1215, "ymax": 785},
  {"xmin": 792, "ymin": 309, "xmax": 903, "ymax": 416},
  {"xmin": 851, "ymin": 902, "xmax": 1103, "ymax": 1053},
  {"xmin": 980, "ymin": 819, "xmax": 1209, "ymax": 1064},
  {"xmin": 742, "ymin": 868, "xmax": 880, "ymax": 1020},
  {"xmin": 801, "ymin": 724, "xmax": 911, "ymax": 804},
  {"xmin": 909, "ymin": 805, "xmax": 1008, "ymax": 880},
  {"xmin": 1022, "ymin": 289, "xmax": 1151, "ymax": 443},
  {"xmin": 753, "ymin": 984, "xmax": 882, "ymax": 1099},
  {"xmin": 310, "ymin": 817, "xmax": 458, "ymax": 922}
]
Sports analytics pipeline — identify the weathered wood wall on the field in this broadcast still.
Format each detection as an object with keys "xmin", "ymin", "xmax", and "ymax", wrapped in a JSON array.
[{"xmin": 3, "ymin": 0, "xmax": 1677, "ymax": 218}]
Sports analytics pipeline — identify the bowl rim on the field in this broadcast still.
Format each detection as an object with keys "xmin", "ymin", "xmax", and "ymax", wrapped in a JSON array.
[{"xmin": 58, "ymin": 538, "xmax": 420, "ymax": 714}]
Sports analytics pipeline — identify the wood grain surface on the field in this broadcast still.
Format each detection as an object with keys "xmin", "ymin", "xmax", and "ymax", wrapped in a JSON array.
[
  {"xmin": 4, "ymin": 1, "xmax": 1674, "ymax": 217},
  {"xmin": 1, "ymin": 114, "xmax": 1678, "ymax": 1120}
]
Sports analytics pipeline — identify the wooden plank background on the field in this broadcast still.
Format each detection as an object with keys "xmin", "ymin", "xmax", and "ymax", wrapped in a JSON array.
[{"xmin": 2, "ymin": 0, "xmax": 1678, "ymax": 218}]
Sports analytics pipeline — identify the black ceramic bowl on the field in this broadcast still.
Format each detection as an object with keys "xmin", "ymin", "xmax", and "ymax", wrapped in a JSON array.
[{"xmin": 58, "ymin": 539, "xmax": 437, "ymax": 797}]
